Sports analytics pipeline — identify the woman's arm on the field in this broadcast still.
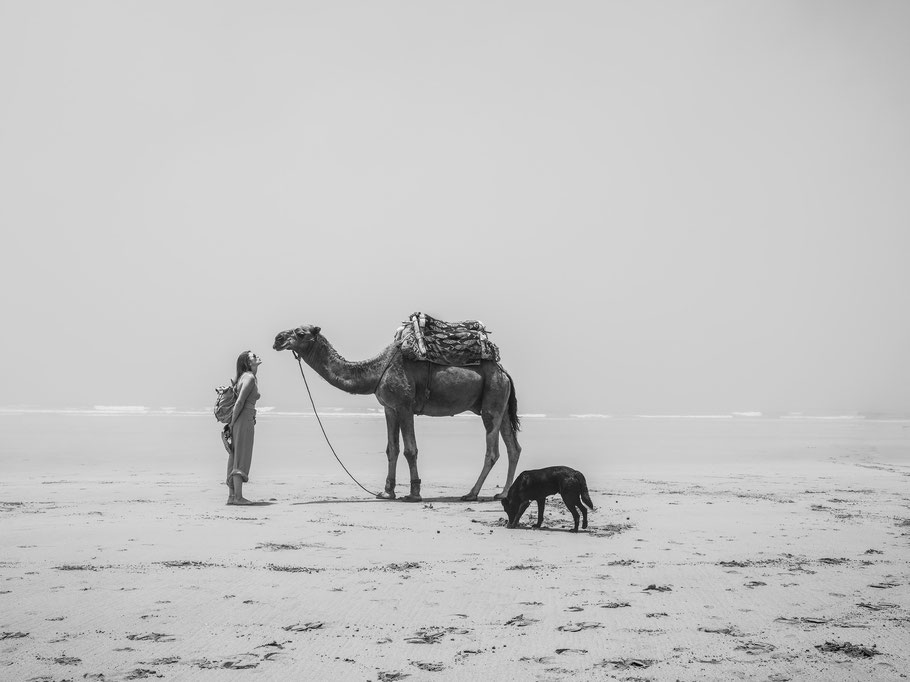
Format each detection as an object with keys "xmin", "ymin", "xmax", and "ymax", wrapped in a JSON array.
[{"xmin": 230, "ymin": 374, "xmax": 253, "ymax": 427}]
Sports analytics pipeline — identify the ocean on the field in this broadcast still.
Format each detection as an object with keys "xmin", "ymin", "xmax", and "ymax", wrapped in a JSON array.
[{"xmin": 3, "ymin": 411, "xmax": 907, "ymax": 496}]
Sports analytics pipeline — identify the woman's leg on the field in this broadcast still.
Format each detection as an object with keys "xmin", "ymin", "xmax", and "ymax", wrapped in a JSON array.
[{"xmin": 232, "ymin": 473, "xmax": 251, "ymax": 505}]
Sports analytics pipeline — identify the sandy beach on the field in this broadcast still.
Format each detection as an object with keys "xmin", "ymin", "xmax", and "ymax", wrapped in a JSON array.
[{"xmin": 2, "ymin": 414, "xmax": 909, "ymax": 681}]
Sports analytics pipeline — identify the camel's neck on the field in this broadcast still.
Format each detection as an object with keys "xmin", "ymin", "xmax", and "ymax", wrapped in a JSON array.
[{"xmin": 302, "ymin": 337, "xmax": 394, "ymax": 395}]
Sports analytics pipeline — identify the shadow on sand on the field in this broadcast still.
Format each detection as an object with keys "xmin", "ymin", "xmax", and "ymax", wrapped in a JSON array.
[{"xmin": 293, "ymin": 496, "xmax": 502, "ymax": 506}]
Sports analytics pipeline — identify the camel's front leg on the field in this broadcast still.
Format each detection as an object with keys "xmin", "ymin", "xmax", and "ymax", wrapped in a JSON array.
[
  {"xmin": 494, "ymin": 416, "xmax": 522, "ymax": 500},
  {"xmin": 461, "ymin": 413, "xmax": 501, "ymax": 501},
  {"xmin": 377, "ymin": 408, "xmax": 400, "ymax": 500},
  {"xmin": 399, "ymin": 412, "xmax": 421, "ymax": 502}
]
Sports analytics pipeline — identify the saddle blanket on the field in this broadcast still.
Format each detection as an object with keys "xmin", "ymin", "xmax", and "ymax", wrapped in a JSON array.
[{"xmin": 395, "ymin": 312, "xmax": 500, "ymax": 366}]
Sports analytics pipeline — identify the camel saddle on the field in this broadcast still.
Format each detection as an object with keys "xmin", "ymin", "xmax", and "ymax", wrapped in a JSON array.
[{"xmin": 395, "ymin": 312, "xmax": 500, "ymax": 366}]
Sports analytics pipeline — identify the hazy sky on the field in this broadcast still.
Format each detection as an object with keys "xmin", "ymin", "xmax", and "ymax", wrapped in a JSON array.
[{"xmin": 2, "ymin": 1, "xmax": 909, "ymax": 415}]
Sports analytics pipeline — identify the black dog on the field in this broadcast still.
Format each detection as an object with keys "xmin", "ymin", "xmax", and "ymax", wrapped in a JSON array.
[{"xmin": 501, "ymin": 466, "xmax": 594, "ymax": 532}]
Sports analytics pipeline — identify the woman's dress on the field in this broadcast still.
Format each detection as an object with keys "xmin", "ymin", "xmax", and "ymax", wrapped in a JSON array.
[{"xmin": 227, "ymin": 373, "xmax": 260, "ymax": 485}]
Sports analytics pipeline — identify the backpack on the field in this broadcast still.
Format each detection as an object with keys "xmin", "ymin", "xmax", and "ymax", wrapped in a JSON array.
[{"xmin": 214, "ymin": 380, "xmax": 238, "ymax": 423}]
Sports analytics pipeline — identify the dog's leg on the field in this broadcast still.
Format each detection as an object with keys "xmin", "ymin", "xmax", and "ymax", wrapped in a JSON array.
[
  {"xmin": 580, "ymin": 503, "xmax": 588, "ymax": 529},
  {"xmin": 561, "ymin": 492, "xmax": 581, "ymax": 532},
  {"xmin": 534, "ymin": 498, "xmax": 546, "ymax": 528},
  {"xmin": 513, "ymin": 500, "xmax": 531, "ymax": 528}
]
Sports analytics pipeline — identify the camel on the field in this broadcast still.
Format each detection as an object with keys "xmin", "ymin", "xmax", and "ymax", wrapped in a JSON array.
[{"xmin": 273, "ymin": 324, "xmax": 522, "ymax": 502}]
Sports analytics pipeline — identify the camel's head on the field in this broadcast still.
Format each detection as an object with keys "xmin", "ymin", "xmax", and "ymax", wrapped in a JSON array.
[{"xmin": 273, "ymin": 325, "xmax": 322, "ymax": 356}]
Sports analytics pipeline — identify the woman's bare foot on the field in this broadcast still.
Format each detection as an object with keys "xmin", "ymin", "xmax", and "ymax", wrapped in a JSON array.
[
  {"xmin": 226, "ymin": 495, "xmax": 235, "ymax": 505},
  {"xmin": 230, "ymin": 497, "xmax": 253, "ymax": 505}
]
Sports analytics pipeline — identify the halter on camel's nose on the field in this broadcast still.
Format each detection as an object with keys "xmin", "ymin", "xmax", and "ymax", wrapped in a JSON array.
[{"xmin": 272, "ymin": 332, "xmax": 290, "ymax": 351}]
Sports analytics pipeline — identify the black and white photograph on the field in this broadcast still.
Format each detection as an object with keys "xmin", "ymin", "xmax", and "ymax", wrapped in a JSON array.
[{"xmin": 2, "ymin": 2, "xmax": 909, "ymax": 680}]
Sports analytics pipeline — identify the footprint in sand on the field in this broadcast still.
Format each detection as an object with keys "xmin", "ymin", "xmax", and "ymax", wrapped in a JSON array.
[
  {"xmin": 0, "ymin": 632, "xmax": 28, "ymax": 640},
  {"xmin": 127, "ymin": 633, "xmax": 175, "ymax": 642},
  {"xmin": 194, "ymin": 653, "xmax": 260, "ymax": 669},
  {"xmin": 815, "ymin": 641, "xmax": 880, "ymax": 658},
  {"xmin": 405, "ymin": 627, "xmax": 469, "ymax": 644},
  {"xmin": 557, "ymin": 622, "xmax": 602, "ymax": 632},
  {"xmin": 775, "ymin": 616, "xmax": 830, "ymax": 626},
  {"xmin": 378, "ymin": 672, "xmax": 410, "ymax": 681},
  {"xmin": 599, "ymin": 602, "xmax": 631, "ymax": 609},
  {"xmin": 699, "ymin": 625, "xmax": 744, "ymax": 637},
  {"xmin": 857, "ymin": 602, "xmax": 897, "ymax": 611},
  {"xmin": 282, "ymin": 622, "xmax": 324, "ymax": 632},
  {"xmin": 643, "ymin": 584, "xmax": 672, "ymax": 592},
  {"xmin": 602, "ymin": 658, "xmax": 654, "ymax": 670},
  {"xmin": 735, "ymin": 641, "xmax": 776, "ymax": 655},
  {"xmin": 141, "ymin": 656, "xmax": 180, "ymax": 665},
  {"xmin": 505, "ymin": 614, "xmax": 539, "ymax": 627},
  {"xmin": 411, "ymin": 661, "xmax": 445, "ymax": 671}
]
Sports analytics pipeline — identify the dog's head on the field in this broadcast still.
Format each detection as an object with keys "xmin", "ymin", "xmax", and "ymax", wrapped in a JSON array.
[{"xmin": 500, "ymin": 480, "xmax": 525, "ymax": 528}]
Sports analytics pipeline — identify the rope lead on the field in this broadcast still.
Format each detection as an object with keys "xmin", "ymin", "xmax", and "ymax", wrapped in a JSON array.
[{"xmin": 294, "ymin": 354, "xmax": 381, "ymax": 498}]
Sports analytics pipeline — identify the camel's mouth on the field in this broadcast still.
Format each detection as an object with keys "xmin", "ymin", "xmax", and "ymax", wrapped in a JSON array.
[{"xmin": 273, "ymin": 331, "xmax": 294, "ymax": 352}]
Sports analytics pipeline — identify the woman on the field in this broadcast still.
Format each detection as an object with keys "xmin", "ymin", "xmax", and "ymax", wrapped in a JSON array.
[{"xmin": 227, "ymin": 350, "xmax": 261, "ymax": 505}]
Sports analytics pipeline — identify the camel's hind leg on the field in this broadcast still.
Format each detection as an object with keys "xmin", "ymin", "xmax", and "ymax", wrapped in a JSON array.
[
  {"xmin": 399, "ymin": 412, "xmax": 422, "ymax": 502},
  {"xmin": 496, "ymin": 415, "xmax": 522, "ymax": 500},
  {"xmin": 462, "ymin": 410, "xmax": 503, "ymax": 501},
  {"xmin": 378, "ymin": 408, "xmax": 400, "ymax": 500}
]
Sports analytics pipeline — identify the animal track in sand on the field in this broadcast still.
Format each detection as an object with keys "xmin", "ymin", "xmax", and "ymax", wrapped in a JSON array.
[
  {"xmin": 140, "ymin": 656, "xmax": 180, "ymax": 665},
  {"xmin": 124, "ymin": 668, "xmax": 160, "ymax": 679},
  {"xmin": 378, "ymin": 672, "xmax": 409, "ymax": 681},
  {"xmin": 267, "ymin": 564, "xmax": 322, "ymax": 573},
  {"xmin": 734, "ymin": 641, "xmax": 776, "ymax": 655},
  {"xmin": 599, "ymin": 658, "xmax": 654, "ymax": 670},
  {"xmin": 557, "ymin": 622, "xmax": 602, "ymax": 632},
  {"xmin": 36, "ymin": 654, "xmax": 81, "ymax": 665},
  {"xmin": 599, "ymin": 602, "xmax": 631, "ymax": 609},
  {"xmin": 410, "ymin": 660, "xmax": 445, "ymax": 671},
  {"xmin": 857, "ymin": 601, "xmax": 898, "ymax": 611},
  {"xmin": 256, "ymin": 541, "xmax": 325, "ymax": 550},
  {"xmin": 283, "ymin": 622, "xmax": 324, "ymax": 632},
  {"xmin": 699, "ymin": 625, "xmax": 745, "ymax": 636},
  {"xmin": 505, "ymin": 614, "xmax": 539, "ymax": 627},
  {"xmin": 775, "ymin": 616, "xmax": 831, "ymax": 626},
  {"xmin": 405, "ymin": 626, "xmax": 470, "ymax": 644},
  {"xmin": 0, "ymin": 631, "xmax": 28, "ymax": 639},
  {"xmin": 126, "ymin": 633, "xmax": 175, "ymax": 642},
  {"xmin": 815, "ymin": 641, "xmax": 880, "ymax": 657}
]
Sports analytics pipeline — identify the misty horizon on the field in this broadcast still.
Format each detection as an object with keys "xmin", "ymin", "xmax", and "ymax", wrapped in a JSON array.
[{"xmin": 2, "ymin": 3, "xmax": 908, "ymax": 417}]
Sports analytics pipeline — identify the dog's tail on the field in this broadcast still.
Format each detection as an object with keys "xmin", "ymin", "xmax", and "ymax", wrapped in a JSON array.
[{"xmin": 580, "ymin": 475, "xmax": 594, "ymax": 510}]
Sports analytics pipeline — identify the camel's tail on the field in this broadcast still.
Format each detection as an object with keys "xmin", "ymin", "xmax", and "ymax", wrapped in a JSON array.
[{"xmin": 505, "ymin": 370, "xmax": 521, "ymax": 433}]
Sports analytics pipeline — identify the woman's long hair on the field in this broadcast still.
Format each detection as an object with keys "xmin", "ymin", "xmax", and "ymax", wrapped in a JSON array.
[{"xmin": 235, "ymin": 350, "xmax": 254, "ymax": 383}]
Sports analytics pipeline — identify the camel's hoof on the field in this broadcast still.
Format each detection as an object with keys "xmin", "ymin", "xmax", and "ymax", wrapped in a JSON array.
[
  {"xmin": 460, "ymin": 494, "xmax": 478, "ymax": 502},
  {"xmin": 400, "ymin": 494, "xmax": 422, "ymax": 503},
  {"xmin": 493, "ymin": 492, "xmax": 506, "ymax": 500},
  {"xmin": 376, "ymin": 491, "xmax": 396, "ymax": 500}
]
